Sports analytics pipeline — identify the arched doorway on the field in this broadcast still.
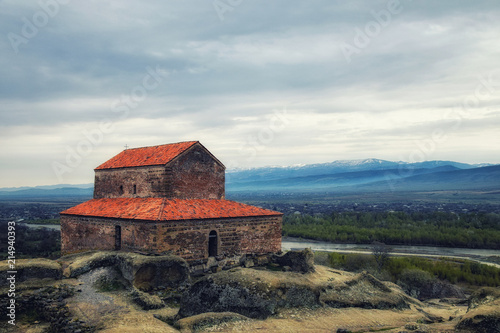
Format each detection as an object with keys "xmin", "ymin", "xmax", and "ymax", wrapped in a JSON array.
[
  {"xmin": 115, "ymin": 225, "xmax": 121, "ymax": 250},
  {"xmin": 208, "ymin": 230, "xmax": 218, "ymax": 257}
]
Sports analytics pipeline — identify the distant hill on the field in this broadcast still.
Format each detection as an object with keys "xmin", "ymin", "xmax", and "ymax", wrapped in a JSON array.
[
  {"xmin": 226, "ymin": 159, "xmax": 481, "ymax": 184},
  {"xmin": 226, "ymin": 166, "xmax": 462, "ymax": 192},
  {"xmin": 226, "ymin": 159, "xmax": 498, "ymax": 193},
  {"xmin": 0, "ymin": 186, "xmax": 93, "ymax": 199},
  {"xmin": 356, "ymin": 164, "xmax": 500, "ymax": 192},
  {"xmin": 0, "ymin": 183, "xmax": 94, "ymax": 192}
]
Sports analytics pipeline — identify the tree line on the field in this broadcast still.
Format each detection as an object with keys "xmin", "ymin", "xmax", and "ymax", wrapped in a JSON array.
[
  {"xmin": 0, "ymin": 221, "xmax": 60, "ymax": 259},
  {"xmin": 324, "ymin": 251, "xmax": 500, "ymax": 288},
  {"xmin": 283, "ymin": 211, "xmax": 500, "ymax": 249}
]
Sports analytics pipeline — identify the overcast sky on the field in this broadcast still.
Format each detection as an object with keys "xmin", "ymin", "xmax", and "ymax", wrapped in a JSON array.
[{"xmin": 1, "ymin": 0, "xmax": 499, "ymax": 187}]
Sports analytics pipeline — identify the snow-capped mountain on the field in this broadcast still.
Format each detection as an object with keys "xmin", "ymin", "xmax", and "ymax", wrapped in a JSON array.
[{"xmin": 226, "ymin": 159, "xmax": 481, "ymax": 184}]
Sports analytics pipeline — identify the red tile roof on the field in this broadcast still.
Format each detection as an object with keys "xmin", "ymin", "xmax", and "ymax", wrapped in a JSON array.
[
  {"xmin": 61, "ymin": 198, "xmax": 282, "ymax": 221},
  {"xmin": 95, "ymin": 141, "xmax": 198, "ymax": 170}
]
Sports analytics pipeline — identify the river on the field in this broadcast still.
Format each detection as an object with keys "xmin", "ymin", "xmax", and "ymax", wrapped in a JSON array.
[
  {"xmin": 283, "ymin": 237, "xmax": 500, "ymax": 268},
  {"xmin": 20, "ymin": 222, "xmax": 61, "ymax": 230}
]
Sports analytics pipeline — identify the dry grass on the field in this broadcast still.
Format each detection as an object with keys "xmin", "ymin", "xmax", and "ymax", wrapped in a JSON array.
[{"xmin": 7, "ymin": 260, "xmax": 477, "ymax": 333}]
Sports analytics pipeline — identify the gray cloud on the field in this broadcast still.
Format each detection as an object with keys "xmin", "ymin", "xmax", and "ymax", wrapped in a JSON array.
[{"xmin": 1, "ymin": 0, "xmax": 499, "ymax": 186}]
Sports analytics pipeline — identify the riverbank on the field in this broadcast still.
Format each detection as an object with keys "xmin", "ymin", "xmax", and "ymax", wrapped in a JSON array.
[{"xmin": 283, "ymin": 237, "xmax": 500, "ymax": 268}]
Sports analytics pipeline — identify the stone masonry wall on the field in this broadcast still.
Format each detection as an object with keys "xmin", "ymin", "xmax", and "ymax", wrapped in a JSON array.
[
  {"xmin": 93, "ymin": 165, "xmax": 168, "ymax": 199},
  {"xmin": 61, "ymin": 215, "xmax": 157, "ymax": 255},
  {"xmin": 169, "ymin": 144, "xmax": 225, "ymax": 199},
  {"xmin": 156, "ymin": 216, "xmax": 282, "ymax": 261},
  {"xmin": 61, "ymin": 214, "xmax": 282, "ymax": 260},
  {"xmin": 93, "ymin": 144, "xmax": 225, "ymax": 200}
]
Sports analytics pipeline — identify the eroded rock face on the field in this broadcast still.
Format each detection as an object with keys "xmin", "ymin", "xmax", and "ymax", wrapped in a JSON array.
[
  {"xmin": 132, "ymin": 256, "xmax": 190, "ymax": 291},
  {"xmin": 320, "ymin": 272, "xmax": 415, "ymax": 310},
  {"xmin": 457, "ymin": 287, "xmax": 500, "ymax": 333},
  {"xmin": 178, "ymin": 277, "xmax": 279, "ymax": 319},
  {"xmin": 178, "ymin": 266, "xmax": 418, "ymax": 319},
  {"xmin": 60, "ymin": 251, "xmax": 190, "ymax": 290},
  {"xmin": 272, "ymin": 248, "xmax": 315, "ymax": 273},
  {"xmin": 0, "ymin": 285, "xmax": 93, "ymax": 332},
  {"xmin": 397, "ymin": 268, "xmax": 466, "ymax": 300},
  {"xmin": 0, "ymin": 258, "xmax": 62, "ymax": 286}
]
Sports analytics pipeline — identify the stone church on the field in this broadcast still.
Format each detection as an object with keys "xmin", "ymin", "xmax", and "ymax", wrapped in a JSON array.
[{"xmin": 60, "ymin": 141, "xmax": 282, "ymax": 262}]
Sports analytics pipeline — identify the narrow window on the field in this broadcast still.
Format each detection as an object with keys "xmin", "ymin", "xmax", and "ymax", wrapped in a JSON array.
[
  {"xmin": 119, "ymin": 185, "xmax": 124, "ymax": 195},
  {"xmin": 208, "ymin": 230, "xmax": 218, "ymax": 257},
  {"xmin": 133, "ymin": 184, "xmax": 137, "ymax": 194},
  {"xmin": 115, "ymin": 225, "xmax": 121, "ymax": 250}
]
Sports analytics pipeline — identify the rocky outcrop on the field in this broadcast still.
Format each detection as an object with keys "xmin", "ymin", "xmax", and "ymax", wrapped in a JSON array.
[
  {"xmin": 272, "ymin": 248, "xmax": 315, "ymax": 273},
  {"xmin": 320, "ymin": 271, "xmax": 416, "ymax": 310},
  {"xmin": 0, "ymin": 258, "xmax": 62, "ymax": 286},
  {"xmin": 59, "ymin": 251, "xmax": 190, "ymax": 290},
  {"xmin": 397, "ymin": 268, "xmax": 465, "ymax": 300},
  {"xmin": 0, "ymin": 284, "xmax": 94, "ymax": 332},
  {"xmin": 457, "ymin": 287, "xmax": 500, "ymax": 333},
  {"xmin": 178, "ymin": 266, "xmax": 420, "ymax": 319}
]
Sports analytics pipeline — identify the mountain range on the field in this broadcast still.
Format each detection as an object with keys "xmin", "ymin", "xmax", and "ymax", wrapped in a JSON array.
[
  {"xmin": 226, "ymin": 159, "xmax": 499, "ymax": 193},
  {"xmin": 0, "ymin": 159, "xmax": 498, "ymax": 198}
]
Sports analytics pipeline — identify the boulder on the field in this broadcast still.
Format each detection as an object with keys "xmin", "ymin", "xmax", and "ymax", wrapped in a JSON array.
[{"xmin": 272, "ymin": 248, "xmax": 315, "ymax": 273}]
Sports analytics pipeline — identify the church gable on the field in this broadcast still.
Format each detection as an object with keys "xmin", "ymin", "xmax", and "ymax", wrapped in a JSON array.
[{"xmin": 93, "ymin": 141, "xmax": 225, "ymax": 200}]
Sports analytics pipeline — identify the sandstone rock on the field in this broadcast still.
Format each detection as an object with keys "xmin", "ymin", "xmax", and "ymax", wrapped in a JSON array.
[
  {"xmin": 59, "ymin": 251, "xmax": 190, "ymax": 290},
  {"xmin": 397, "ymin": 269, "xmax": 465, "ymax": 300},
  {"xmin": 272, "ymin": 248, "xmax": 315, "ymax": 273},
  {"xmin": 320, "ymin": 272, "xmax": 418, "ymax": 310},
  {"xmin": 130, "ymin": 288, "xmax": 165, "ymax": 310},
  {"xmin": 178, "ymin": 275, "xmax": 279, "ymax": 319},
  {"xmin": 456, "ymin": 287, "xmax": 500, "ymax": 333},
  {"xmin": 0, "ymin": 258, "xmax": 62, "ymax": 286},
  {"xmin": 178, "ymin": 266, "xmax": 419, "ymax": 319}
]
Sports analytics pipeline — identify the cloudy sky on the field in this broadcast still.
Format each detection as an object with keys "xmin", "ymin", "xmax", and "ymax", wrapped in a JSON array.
[{"xmin": 1, "ymin": 0, "xmax": 499, "ymax": 187}]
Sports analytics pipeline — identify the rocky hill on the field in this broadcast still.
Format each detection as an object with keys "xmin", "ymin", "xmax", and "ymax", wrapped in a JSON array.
[{"xmin": 1, "ymin": 251, "xmax": 499, "ymax": 332}]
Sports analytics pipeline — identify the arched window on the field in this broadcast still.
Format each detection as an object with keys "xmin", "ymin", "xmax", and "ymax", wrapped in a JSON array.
[{"xmin": 208, "ymin": 230, "xmax": 218, "ymax": 257}]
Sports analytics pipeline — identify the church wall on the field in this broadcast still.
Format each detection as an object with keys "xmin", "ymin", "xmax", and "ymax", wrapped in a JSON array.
[
  {"xmin": 60, "ymin": 215, "xmax": 157, "ymax": 254},
  {"xmin": 93, "ymin": 144, "xmax": 225, "ymax": 200},
  {"xmin": 156, "ymin": 215, "xmax": 282, "ymax": 261},
  {"xmin": 61, "ymin": 214, "xmax": 282, "ymax": 260},
  {"xmin": 169, "ymin": 144, "xmax": 225, "ymax": 199},
  {"xmin": 93, "ymin": 165, "xmax": 169, "ymax": 199}
]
